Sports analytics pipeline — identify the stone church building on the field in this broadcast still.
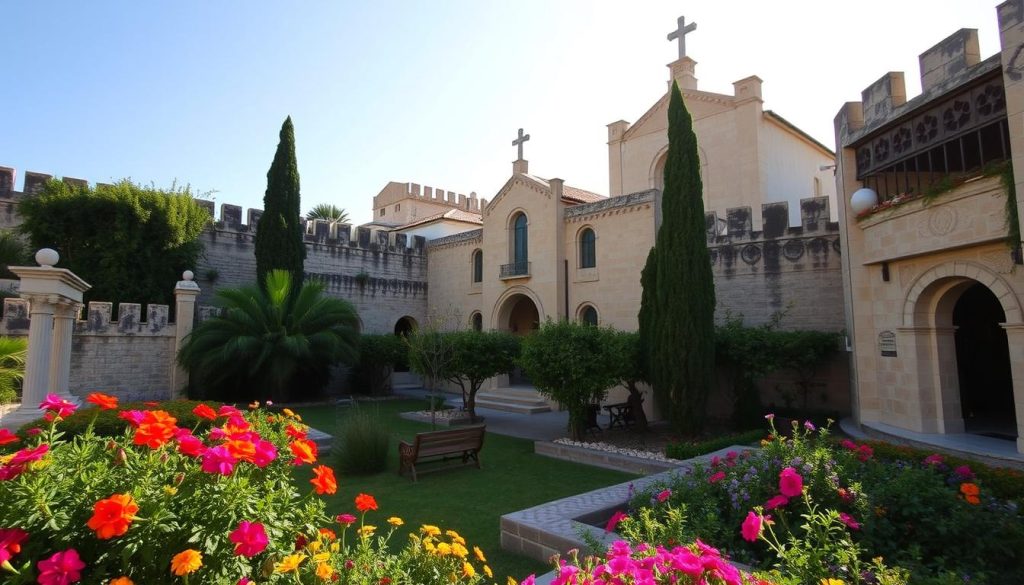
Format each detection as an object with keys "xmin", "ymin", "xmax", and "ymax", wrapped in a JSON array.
[{"xmin": 835, "ymin": 2, "xmax": 1024, "ymax": 455}]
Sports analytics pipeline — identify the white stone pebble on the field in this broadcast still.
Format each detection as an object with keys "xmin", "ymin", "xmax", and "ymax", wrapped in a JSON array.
[{"xmin": 552, "ymin": 438, "xmax": 673, "ymax": 462}]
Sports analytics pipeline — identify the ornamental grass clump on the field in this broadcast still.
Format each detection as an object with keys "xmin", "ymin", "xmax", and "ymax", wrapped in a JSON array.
[
  {"xmin": 0, "ymin": 393, "xmax": 499, "ymax": 584},
  {"xmin": 333, "ymin": 406, "xmax": 390, "ymax": 475}
]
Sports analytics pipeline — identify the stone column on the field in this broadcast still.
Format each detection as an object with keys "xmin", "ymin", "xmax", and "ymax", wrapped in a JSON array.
[
  {"xmin": 20, "ymin": 293, "xmax": 57, "ymax": 410},
  {"xmin": 48, "ymin": 301, "xmax": 81, "ymax": 397},
  {"xmin": 1001, "ymin": 323, "xmax": 1024, "ymax": 454},
  {"xmin": 170, "ymin": 271, "xmax": 201, "ymax": 398}
]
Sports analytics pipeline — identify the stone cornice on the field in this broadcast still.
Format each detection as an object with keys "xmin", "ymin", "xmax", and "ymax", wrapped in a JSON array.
[
  {"xmin": 563, "ymin": 190, "xmax": 656, "ymax": 222},
  {"xmin": 427, "ymin": 229, "xmax": 483, "ymax": 251},
  {"xmin": 485, "ymin": 175, "xmax": 550, "ymax": 216}
]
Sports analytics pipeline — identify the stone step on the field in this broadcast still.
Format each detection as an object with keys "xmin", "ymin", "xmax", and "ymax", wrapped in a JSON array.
[
  {"xmin": 475, "ymin": 392, "xmax": 549, "ymax": 407},
  {"xmin": 474, "ymin": 397, "xmax": 550, "ymax": 414}
]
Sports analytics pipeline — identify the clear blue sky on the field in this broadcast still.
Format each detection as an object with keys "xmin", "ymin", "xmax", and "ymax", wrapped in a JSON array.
[{"xmin": 1, "ymin": 1, "xmax": 999, "ymax": 225}]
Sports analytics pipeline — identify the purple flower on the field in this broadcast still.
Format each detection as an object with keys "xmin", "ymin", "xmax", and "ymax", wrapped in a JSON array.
[{"xmin": 804, "ymin": 420, "xmax": 816, "ymax": 431}]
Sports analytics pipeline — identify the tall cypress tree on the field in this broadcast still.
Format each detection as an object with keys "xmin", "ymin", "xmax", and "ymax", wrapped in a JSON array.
[
  {"xmin": 640, "ymin": 81, "xmax": 716, "ymax": 433},
  {"xmin": 255, "ymin": 116, "xmax": 306, "ymax": 290}
]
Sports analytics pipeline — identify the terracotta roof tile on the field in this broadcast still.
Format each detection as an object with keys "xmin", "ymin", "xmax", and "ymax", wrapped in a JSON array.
[{"xmin": 397, "ymin": 208, "xmax": 482, "ymax": 230}]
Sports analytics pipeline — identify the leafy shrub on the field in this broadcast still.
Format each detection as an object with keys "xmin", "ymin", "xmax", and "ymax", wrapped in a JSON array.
[
  {"xmin": 349, "ymin": 334, "xmax": 408, "ymax": 395},
  {"xmin": 14, "ymin": 399, "xmax": 222, "ymax": 440},
  {"xmin": 333, "ymin": 406, "xmax": 390, "ymax": 474},
  {"xmin": 17, "ymin": 178, "xmax": 210, "ymax": 307},
  {"xmin": 0, "ymin": 394, "xmax": 496, "ymax": 583},
  {"xmin": 446, "ymin": 330, "xmax": 520, "ymax": 420},
  {"xmin": 665, "ymin": 429, "xmax": 766, "ymax": 460},
  {"xmin": 0, "ymin": 336, "xmax": 26, "ymax": 404},
  {"xmin": 178, "ymin": 270, "xmax": 360, "ymax": 402}
]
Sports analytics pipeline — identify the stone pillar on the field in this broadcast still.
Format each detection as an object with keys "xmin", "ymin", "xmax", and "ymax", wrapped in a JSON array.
[
  {"xmin": 48, "ymin": 301, "xmax": 81, "ymax": 396},
  {"xmin": 0, "ymin": 249, "xmax": 90, "ymax": 429},
  {"xmin": 171, "ymin": 271, "xmax": 201, "ymax": 398},
  {"xmin": 1001, "ymin": 323, "xmax": 1024, "ymax": 454}
]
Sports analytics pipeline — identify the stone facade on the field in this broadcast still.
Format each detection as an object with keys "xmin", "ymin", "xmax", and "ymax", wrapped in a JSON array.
[{"xmin": 834, "ymin": 2, "xmax": 1024, "ymax": 453}]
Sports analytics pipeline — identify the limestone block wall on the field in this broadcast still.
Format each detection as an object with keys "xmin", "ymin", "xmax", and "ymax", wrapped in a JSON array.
[
  {"xmin": 708, "ymin": 196, "xmax": 844, "ymax": 331},
  {"xmin": 0, "ymin": 298, "xmax": 176, "ymax": 402}
]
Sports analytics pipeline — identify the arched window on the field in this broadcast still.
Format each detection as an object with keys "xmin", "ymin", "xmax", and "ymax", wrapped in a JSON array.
[
  {"xmin": 470, "ymin": 312, "xmax": 483, "ymax": 332},
  {"xmin": 472, "ymin": 249, "xmax": 483, "ymax": 283},
  {"xmin": 513, "ymin": 213, "xmax": 528, "ymax": 264},
  {"xmin": 580, "ymin": 305, "xmax": 598, "ymax": 326},
  {"xmin": 579, "ymin": 228, "xmax": 596, "ymax": 268}
]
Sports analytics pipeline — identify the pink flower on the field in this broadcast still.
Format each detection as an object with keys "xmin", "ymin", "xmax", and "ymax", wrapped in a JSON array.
[
  {"xmin": 857, "ymin": 444, "xmax": 874, "ymax": 462},
  {"xmin": 839, "ymin": 512, "xmax": 861, "ymax": 530},
  {"xmin": 741, "ymin": 511, "xmax": 762, "ymax": 542},
  {"xmin": 605, "ymin": 510, "xmax": 628, "ymax": 533},
  {"xmin": 726, "ymin": 451, "xmax": 738, "ymax": 460},
  {"xmin": 840, "ymin": 439, "xmax": 857, "ymax": 451},
  {"xmin": 200, "ymin": 445, "xmax": 236, "ymax": 476},
  {"xmin": 37, "ymin": 548, "xmax": 86, "ymax": 585},
  {"xmin": 238, "ymin": 579, "xmax": 252, "ymax": 585},
  {"xmin": 25, "ymin": 427, "xmax": 42, "ymax": 437},
  {"xmin": 118, "ymin": 410, "xmax": 145, "ymax": 427},
  {"xmin": 229, "ymin": 521, "xmax": 269, "ymax": 557},
  {"xmin": 10, "ymin": 444, "xmax": 49, "ymax": 466},
  {"xmin": 778, "ymin": 467, "xmax": 803, "ymax": 498},
  {"xmin": 0, "ymin": 528, "xmax": 28, "ymax": 564},
  {"xmin": 0, "ymin": 429, "xmax": 18, "ymax": 446},
  {"xmin": 656, "ymin": 489, "xmax": 672, "ymax": 503},
  {"xmin": 803, "ymin": 420, "xmax": 816, "ymax": 431},
  {"xmin": 764, "ymin": 413, "xmax": 775, "ymax": 421},
  {"xmin": 176, "ymin": 434, "xmax": 206, "ymax": 458},
  {"xmin": 335, "ymin": 514, "xmax": 357, "ymax": 526},
  {"xmin": 708, "ymin": 471, "xmax": 726, "ymax": 484},
  {"xmin": 764, "ymin": 494, "xmax": 789, "ymax": 510},
  {"xmin": 923, "ymin": 454, "xmax": 944, "ymax": 466},
  {"xmin": 0, "ymin": 464, "xmax": 25, "ymax": 481},
  {"xmin": 955, "ymin": 465, "xmax": 974, "ymax": 480},
  {"xmin": 521, "ymin": 576, "xmax": 536, "ymax": 585},
  {"xmin": 252, "ymin": 440, "xmax": 278, "ymax": 468},
  {"xmin": 218, "ymin": 405, "xmax": 242, "ymax": 418},
  {"xmin": 39, "ymin": 394, "xmax": 77, "ymax": 418},
  {"xmin": 710, "ymin": 456, "xmax": 721, "ymax": 467}
]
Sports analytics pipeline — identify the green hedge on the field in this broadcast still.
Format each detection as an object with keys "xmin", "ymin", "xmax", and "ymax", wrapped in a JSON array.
[
  {"xmin": 664, "ymin": 429, "xmax": 766, "ymax": 460},
  {"xmin": 14, "ymin": 399, "xmax": 224, "ymax": 440}
]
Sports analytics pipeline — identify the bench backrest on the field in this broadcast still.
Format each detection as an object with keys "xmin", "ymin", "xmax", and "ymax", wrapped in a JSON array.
[{"xmin": 413, "ymin": 426, "xmax": 485, "ymax": 456}]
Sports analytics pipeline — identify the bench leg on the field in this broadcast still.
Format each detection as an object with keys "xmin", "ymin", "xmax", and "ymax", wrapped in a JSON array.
[{"xmin": 410, "ymin": 464, "xmax": 418, "ymax": 483}]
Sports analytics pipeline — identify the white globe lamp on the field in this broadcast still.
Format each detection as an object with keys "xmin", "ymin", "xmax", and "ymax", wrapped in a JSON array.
[
  {"xmin": 850, "ymin": 188, "xmax": 879, "ymax": 215},
  {"xmin": 35, "ymin": 248, "xmax": 59, "ymax": 267}
]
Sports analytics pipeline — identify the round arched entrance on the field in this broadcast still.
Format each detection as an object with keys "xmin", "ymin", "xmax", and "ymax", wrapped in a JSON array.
[
  {"xmin": 954, "ymin": 283, "xmax": 1015, "ymax": 438},
  {"xmin": 494, "ymin": 292, "xmax": 542, "ymax": 385},
  {"xmin": 393, "ymin": 316, "xmax": 418, "ymax": 337}
]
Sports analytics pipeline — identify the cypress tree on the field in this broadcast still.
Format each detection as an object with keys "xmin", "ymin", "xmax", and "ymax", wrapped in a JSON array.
[
  {"xmin": 641, "ymin": 81, "xmax": 716, "ymax": 433},
  {"xmin": 255, "ymin": 116, "xmax": 306, "ymax": 290}
]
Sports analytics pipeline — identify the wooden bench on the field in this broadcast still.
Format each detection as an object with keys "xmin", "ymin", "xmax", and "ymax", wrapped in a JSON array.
[{"xmin": 398, "ymin": 425, "xmax": 486, "ymax": 482}]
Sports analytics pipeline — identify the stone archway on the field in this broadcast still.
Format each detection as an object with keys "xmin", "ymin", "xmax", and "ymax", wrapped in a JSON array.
[
  {"xmin": 493, "ymin": 289, "xmax": 543, "ymax": 386},
  {"xmin": 901, "ymin": 261, "xmax": 1024, "ymax": 452}
]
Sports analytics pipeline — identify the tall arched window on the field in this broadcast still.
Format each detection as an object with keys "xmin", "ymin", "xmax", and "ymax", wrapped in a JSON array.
[
  {"xmin": 580, "ymin": 305, "xmax": 599, "ymax": 326},
  {"xmin": 470, "ymin": 312, "xmax": 482, "ymax": 331},
  {"xmin": 579, "ymin": 228, "xmax": 596, "ymax": 268},
  {"xmin": 472, "ymin": 249, "xmax": 483, "ymax": 283},
  {"xmin": 513, "ymin": 213, "xmax": 528, "ymax": 264}
]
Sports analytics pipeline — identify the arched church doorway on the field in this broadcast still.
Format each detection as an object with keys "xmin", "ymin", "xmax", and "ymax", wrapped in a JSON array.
[
  {"xmin": 394, "ymin": 316, "xmax": 417, "ymax": 337},
  {"xmin": 954, "ymin": 283, "xmax": 1016, "ymax": 440},
  {"xmin": 497, "ymin": 293, "xmax": 540, "ymax": 385}
]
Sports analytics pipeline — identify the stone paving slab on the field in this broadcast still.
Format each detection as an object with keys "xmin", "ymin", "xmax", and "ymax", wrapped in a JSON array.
[{"xmin": 500, "ymin": 445, "xmax": 754, "ymax": 564}]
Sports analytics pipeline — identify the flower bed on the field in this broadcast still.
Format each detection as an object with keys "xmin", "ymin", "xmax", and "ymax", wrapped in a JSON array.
[
  {"xmin": 0, "ymin": 393, "xmax": 499, "ymax": 584},
  {"xmin": 611, "ymin": 418, "xmax": 1024, "ymax": 584}
]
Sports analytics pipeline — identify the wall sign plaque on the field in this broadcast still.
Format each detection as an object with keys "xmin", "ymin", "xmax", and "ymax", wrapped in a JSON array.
[{"xmin": 878, "ymin": 331, "xmax": 897, "ymax": 357}]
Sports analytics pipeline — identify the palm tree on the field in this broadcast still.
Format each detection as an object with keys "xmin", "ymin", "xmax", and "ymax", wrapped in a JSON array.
[
  {"xmin": 177, "ymin": 269, "xmax": 360, "ymax": 402},
  {"xmin": 306, "ymin": 203, "xmax": 349, "ymax": 225},
  {"xmin": 0, "ymin": 336, "xmax": 27, "ymax": 404}
]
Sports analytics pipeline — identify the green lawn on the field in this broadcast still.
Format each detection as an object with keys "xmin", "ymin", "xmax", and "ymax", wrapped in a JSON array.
[{"xmin": 296, "ymin": 400, "xmax": 637, "ymax": 582}]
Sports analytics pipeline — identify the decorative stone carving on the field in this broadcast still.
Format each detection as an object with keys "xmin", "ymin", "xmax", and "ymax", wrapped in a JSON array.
[{"xmin": 979, "ymin": 249, "xmax": 1015, "ymax": 274}]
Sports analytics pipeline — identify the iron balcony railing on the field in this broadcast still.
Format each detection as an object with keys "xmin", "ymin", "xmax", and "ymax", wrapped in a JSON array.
[{"xmin": 499, "ymin": 261, "xmax": 530, "ymax": 278}]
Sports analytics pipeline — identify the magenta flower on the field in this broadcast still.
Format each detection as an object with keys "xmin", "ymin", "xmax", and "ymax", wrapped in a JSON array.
[
  {"xmin": 764, "ymin": 413, "xmax": 775, "ymax": 421},
  {"xmin": 923, "ymin": 454, "xmax": 944, "ymax": 466},
  {"xmin": 0, "ymin": 528, "xmax": 28, "ymax": 564},
  {"xmin": 335, "ymin": 513, "xmax": 357, "ymax": 526},
  {"xmin": 656, "ymin": 489, "xmax": 672, "ymax": 503},
  {"xmin": 25, "ymin": 427, "xmax": 42, "ymax": 437},
  {"xmin": 252, "ymin": 440, "xmax": 278, "ymax": 468},
  {"xmin": 176, "ymin": 434, "xmax": 206, "ymax": 458},
  {"xmin": 803, "ymin": 420, "xmax": 816, "ymax": 431},
  {"xmin": 778, "ymin": 467, "xmax": 804, "ymax": 498},
  {"xmin": 10, "ymin": 444, "xmax": 49, "ymax": 466},
  {"xmin": 36, "ymin": 548, "xmax": 86, "ymax": 585},
  {"xmin": 839, "ymin": 512, "xmax": 861, "ymax": 530},
  {"xmin": 218, "ymin": 405, "xmax": 243, "ymax": 418},
  {"xmin": 118, "ymin": 410, "xmax": 145, "ymax": 427},
  {"xmin": 521, "ymin": 576, "xmax": 536, "ymax": 585},
  {"xmin": 740, "ymin": 511, "xmax": 762, "ymax": 542},
  {"xmin": 955, "ymin": 465, "xmax": 974, "ymax": 480},
  {"xmin": 605, "ymin": 510, "xmax": 628, "ymax": 533},
  {"xmin": 708, "ymin": 471, "xmax": 726, "ymax": 484},
  {"xmin": 840, "ymin": 439, "xmax": 857, "ymax": 450},
  {"xmin": 229, "ymin": 521, "xmax": 269, "ymax": 557},
  {"xmin": 764, "ymin": 494, "xmax": 789, "ymax": 510},
  {"xmin": 39, "ymin": 394, "xmax": 77, "ymax": 418},
  {"xmin": 200, "ymin": 445, "xmax": 237, "ymax": 476},
  {"xmin": 0, "ymin": 464, "xmax": 25, "ymax": 481},
  {"xmin": 238, "ymin": 579, "xmax": 252, "ymax": 585}
]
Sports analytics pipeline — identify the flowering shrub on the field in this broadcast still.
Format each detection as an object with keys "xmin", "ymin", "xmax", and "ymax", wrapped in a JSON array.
[
  {"xmin": 621, "ymin": 417, "xmax": 1024, "ymax": 584},
  {"xmin": 0, "ymin": 394, "xmax": 499, "ymax": 584}
]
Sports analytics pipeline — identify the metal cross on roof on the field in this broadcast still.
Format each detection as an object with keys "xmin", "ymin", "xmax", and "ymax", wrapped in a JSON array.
[
  {"xmin": 512, "ymin": 128, "xmax": 530, "ymax": 161},
  {"xmin": 667, "ymin": 16, "xmax": 697, "ymax": 59}
]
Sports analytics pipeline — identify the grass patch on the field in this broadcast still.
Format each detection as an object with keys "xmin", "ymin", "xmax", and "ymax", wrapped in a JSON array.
[
  {"xmin": 333, "ymin": 405, "xmax": 390, "ymax": 474},
  {"xmin": 297, "ymin": 400, "xmax": 637, "ymax": 582}
]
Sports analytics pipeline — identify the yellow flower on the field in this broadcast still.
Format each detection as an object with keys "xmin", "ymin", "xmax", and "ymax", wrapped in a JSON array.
[
  {"xmin": 276, "ymin": 553, "xmax": 306, "ymax": 573},
  {"xmin": 308, "ymin": 540, "xmax": 322, "ymax": 553},
  {"xmin": 295, "ymin": 414, "xmax": 303, "ymax": 422},
  {"xmin": 473, "ymin": 546, "xmax": 486, "ymax": 562},
  {"xmin": 329, "ymin": 541, "xmax": 340, "ymax": 553},
  {"xmin": 436, "ymin": 542, "xmax": 452, "ymax": 556},
  {"xmin": 283, "ymin": 408, "xmax": 296, "ymax": 418},
  {"xmin": 424, "ymin": 541, "xmax": 436, "ymax": 553},
  {"xmin": 820, "ymin": 580, "xmax": 846, "ymax": 585},
  {"xmin": 484, "ymin": 565, "xmax": 493, "ymax": 578},
  {"xmin": 316, "ymin": 562, "xmax": 334, "ymax": 580},
  {"xmin": 451, "ymin": 542, "xmax": 468, "ymax": 559},
  {"xmin": 446, "ymin": 529, "xmax": 465, "ymax": 545},
  {"xmin": 0, "ymin": 454, "xmax": 12, "ymax": 465},
  {"xmin": 421, "ymin": 524, "xmax": 441, "ymax": 537},
  {"xmin": 462, "ymin": 562, "xmax": 476, "ymax": 578},
  {"xmin": 358, "ymin": 525, "xmax": 376, "ymax": 538},
  {"xmin": 507, "ymin": 578, "xmax": 518, "ymax": 585},
  {"xmin": 387, "ymin": 516, "xmax": 404, "ymax": 526},
  {"xmin": 163, "ymin": 486, "xmax": 178, "ymax": 497},
  {"xmin": 170, "ymin": 549, "xmax": 202, "ymax": 576},
  {"xmin": 110, "ymin": 578, "xmax": 134, "ymax": 585},
  {"xmin": 312, "ymin": 552, "xmax": 330, "ymax": 563}
]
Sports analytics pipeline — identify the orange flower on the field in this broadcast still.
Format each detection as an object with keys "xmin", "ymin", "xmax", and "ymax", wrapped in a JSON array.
[
  {"xmin": 318, "ymin": 528, "xmax": 337, "ymax": 541},
  {"xmin": 109, "ymin": 577, "xmax": 134, "ymax": 585},
  {"xmin": 224, "ymin": 439, "xmax": 256, "ymax": 463},
  {"xmin": 170, "ymin": 549, "xmax": 202, "ymax": 576},
  {"xmin": 289, "ymin": 438, "xmax": 318, "ymax": 465},
  {"xmin": 960, "ymin": 482, "xmax": 980, "ymax": 497},
  {"xmin": 965, "ymin": 494, "xmax": 981, "ymax": 505},
  {"xmin": 355, "ymin": 493, "xmax": 378, "ymax": 512},
  {"xmin": 191, "ymin": 404, "xmax": 217, "ymax": 421},
  {"xmin": 87, "ymin": 494, "xmax": 139, "ymax": 540},
  {"xmin": 133, "ymin": 410, "xmax": 178, "ymax": 449},
  {"xmin": 310, "ymin": 465, "xmax": 338, "ymax": 495},
  {"xmin": 86, "ymin": 392, "xmax": 119, "ymax": 410}
]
